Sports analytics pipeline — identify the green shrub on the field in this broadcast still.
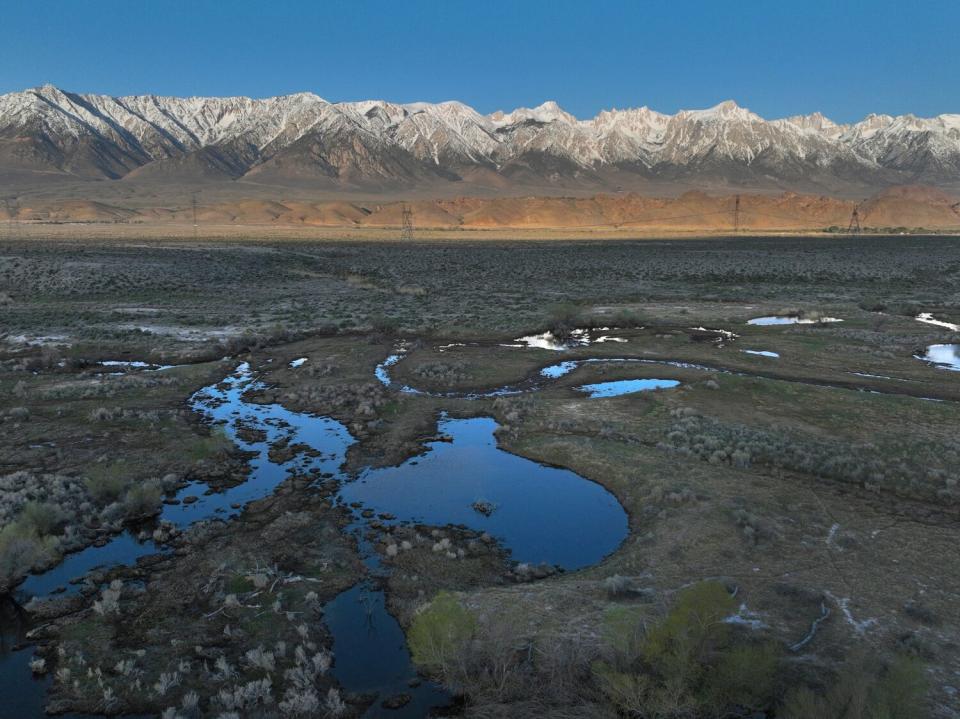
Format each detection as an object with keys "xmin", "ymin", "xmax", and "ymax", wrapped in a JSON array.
[
  {"xmin": 408, "ymin": 591, "xmax": 477, "ymax": 676},
  {"xmin": 226, "ymin": 575, "xmax": 255, "ymax": 594},
  {"xmin": 185, "ymin": 427, "xmax": 232, "ymax": 461},
  {"xmin": 594, "ymin": 581, "xmax": 778, "ymax": 717},
  {"xmin": 20, "ymin": 501, "xmax": 66, "ymax": 536},
  {"xmin": 369, "ymin": 313, "xmax": 400, "ymax": 336},
  {"xmin": 592, "ymin": 662, "xmax": 655, "ymax": 716},
  {"xmin": 85, "ymin": 467, "xmax": 127, "ymax": 505},
  {"xmin": 781, "ymin": 653, "xmax": 928, "ymax": 719},
  {"xmin": 601, "ymin": 605, "xmax": 647, "ymax": 660},
  {"xmin": 873, "ymin": 655, "xmax": 928, "ymax": 719},
  {"xmin": 123, "ymin": 482, "xmax": 162, "ymax": 519},
  {"xmin": 642, "ymin": 581, "xmax": 735, "ymax": 669},
  {"xmin": 705, "ymin": 641, "xmax": 779, "ymax": 711},
  {"xmin": 0, "ymin": 522, "xmax": 52, "ymax": 592}
]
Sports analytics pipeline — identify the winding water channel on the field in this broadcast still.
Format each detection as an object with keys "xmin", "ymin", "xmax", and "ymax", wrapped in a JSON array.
[
  {"xmin": 3, "ymin": 360, "xmax": 629, "ymax": 717},
  {"xmin": 376, "ymin": 341, "xmax": 959, "ymax": 404}
]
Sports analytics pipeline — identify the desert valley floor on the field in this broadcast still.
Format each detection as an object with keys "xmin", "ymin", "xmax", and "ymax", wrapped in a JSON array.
[{"xmin": 1, "ymin": 233, "xmax": 958, "ymax": 718}]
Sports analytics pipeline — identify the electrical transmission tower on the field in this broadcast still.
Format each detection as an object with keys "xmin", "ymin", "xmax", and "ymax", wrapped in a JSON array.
[
  {"xmin": 192, "ymin": 192, "xmax": 199, "ymax": 240},
  {"xmin": 400, "ymin": 203, "xmax": 414, "ymax": 241},
  {"xmin": 733, "ymin": 194, "xmax": 741, "ymax": 233},
  {"xmin": 3, "ymin": 197, "xmax": 13, "ymax": 239},
  {"xmin": 847, "ymin": 206, "xmax": 861, "ymax": 235}
]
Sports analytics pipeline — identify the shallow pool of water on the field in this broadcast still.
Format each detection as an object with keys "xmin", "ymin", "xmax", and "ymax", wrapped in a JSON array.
[
  {"xmin": 918, "ymin": 344, "xmax": 960, "ymax": 371},
  {"xmin": 742, "ymin": 349, "xmax": 780, "ymax": 358},
  {"xmin": 97, "ymin": 360, "xmax": 178, "ymax": 372},
  {"xmin": 0, "ymin": 599, "xmax": 50, "ymax": 719},
  {"xmin": 18, "ymin": 532, "xmax": 161, "ymax": 600},
  {"xmin": 540, "ymin": 361, "xmax": 578, "ymax": 378},
  {"xmin": 577, "ymin": 378, "xmax": 680, "ymax": 398},
  {"xmin": 172, "ymin": 365, "xmax": 456, "ymax": 715},
  {"xmin": 747, "ymin": 315, "xmax": 842, "ymax": 326},
  {"xmin": 325, "ymin": 583, "xmax": 449, "ymax": 718},
  {"xmin": 340, "ymin": 416, "xmax": 627, "ymax": 570}
]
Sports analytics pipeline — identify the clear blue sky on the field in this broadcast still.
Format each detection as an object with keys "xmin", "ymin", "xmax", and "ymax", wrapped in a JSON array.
[{"xmin": 1, "ymin": 0, "xmax": 957, "ymax": 122}]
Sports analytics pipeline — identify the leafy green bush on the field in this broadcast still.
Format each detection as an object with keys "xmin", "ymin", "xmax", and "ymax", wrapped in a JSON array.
[
  {"xmin": 123, "ymin": 482, "xmax": 162, "ymax": 519},
  {"xmin": 593, "ymin": 581, "xmax": 779, "ymax": 717},
  {"xmin": 408, "ymin": 591, "xmax": 477, "ymax": 678},
  {"xmin": 85, "ymin": 466, "xmax": 127, "ymax": 505},
  {"xmin": 20, "ymin": 501, "xmax": 66, "ymax": 536},
  {"xmin": 184, "ymin": 427, "xmax": 232, "ymax": 461},
  {"xmin": 705, "ymin": 641, "xmax": 779, "ymax": 711},
  {"xmin": 780, "ymin": 653, "xmax": 927, "ymax": 719},
  {"xmin": 0, "ymin": 521, "xmax": 52, "ymax": 592},
  {"xmin": 369, "ymin": 312, "xmax": 400, "ymax": 336}
]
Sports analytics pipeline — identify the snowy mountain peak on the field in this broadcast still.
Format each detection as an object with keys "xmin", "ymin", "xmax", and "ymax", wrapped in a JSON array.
[
  {"xmin": 680, "ymin": 100, "xmax": 761, "ymax": 123},
  {"xmin": 491, "ymin": 100, "xmax": 577, "ymax": 126},
  {"xmin": 0, "ymin": 85, "xmax": 958, "ymax": 192},
  {"xmin": 782, "ymin": 112, "xmax": 838, "ymax": 131}
]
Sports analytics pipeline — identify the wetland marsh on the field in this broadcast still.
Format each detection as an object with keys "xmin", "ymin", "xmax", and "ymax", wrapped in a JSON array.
[{"xmin": 1, "ymin": 234, "xmax": 959, "ymax": 718}]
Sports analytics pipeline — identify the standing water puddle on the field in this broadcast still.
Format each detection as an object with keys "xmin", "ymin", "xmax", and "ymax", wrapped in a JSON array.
[
  {"xmin": 917, "ymin": 344, "xmax": 960, "ymax": 371},
  {"xmin": 576, "ymin": 378, "xmax": 680, "ymax": 398},
  {"xmin": 747, "ymin": 315, "xmax": 843, "ymax": 326}
]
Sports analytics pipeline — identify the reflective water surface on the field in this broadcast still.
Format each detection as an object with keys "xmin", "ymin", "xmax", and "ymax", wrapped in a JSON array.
[
  {"xmin": 747, "ymin": 315, "xmax": 842, "ymax": 326},
  {"xmin": 577, "ymin": 378, "xmax": 680, "ymax": 398},
  {"xmin": 918, "ymin": 344, "xmax": 960, "ymax": 371},
  {"xmin": 340, "ymin": 416, "xmax": 628, "ymax": 571},
  {"xmin": 5, "ymin": 360, "xmax": 629, "ymax": 716}
]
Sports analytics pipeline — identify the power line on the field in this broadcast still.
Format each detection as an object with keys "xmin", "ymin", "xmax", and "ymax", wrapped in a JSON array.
[{"xmin": 364, "ymin": 200, "xmax": 866, "ymax": 233}]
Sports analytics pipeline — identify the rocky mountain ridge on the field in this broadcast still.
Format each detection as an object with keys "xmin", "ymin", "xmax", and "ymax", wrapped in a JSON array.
[{"xmin": 1, "ymin": 85, "xmax": 959, "ymax": 193}]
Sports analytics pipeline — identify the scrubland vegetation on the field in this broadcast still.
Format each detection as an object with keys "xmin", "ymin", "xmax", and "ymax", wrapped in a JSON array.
[
  {"xmin": 0, "ymin": 358, "xmax": 242, "ymax": 594},
  {"xmin": 660, "ymin": 408, "xmax": 960, "ymax": 504},
  {"xmin": 37, "ymin": 474, "xmax": 361, "ymax": 718},
  {"xmin": 1, "ymin": 234, "xmax": 959, "ymax": 718},
  {"xmin": 407, "ymin": 581, "xmax": 929, "ymax": 718},
  {"xmin": 2, "ymin": 235, "xmax": 960, "ymax": 346}
]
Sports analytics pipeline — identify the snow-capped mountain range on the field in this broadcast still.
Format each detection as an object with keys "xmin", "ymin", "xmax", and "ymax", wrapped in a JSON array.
[{"xmin": 1, "ymin": 85, "xmax": 958, "ymax": 192}]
